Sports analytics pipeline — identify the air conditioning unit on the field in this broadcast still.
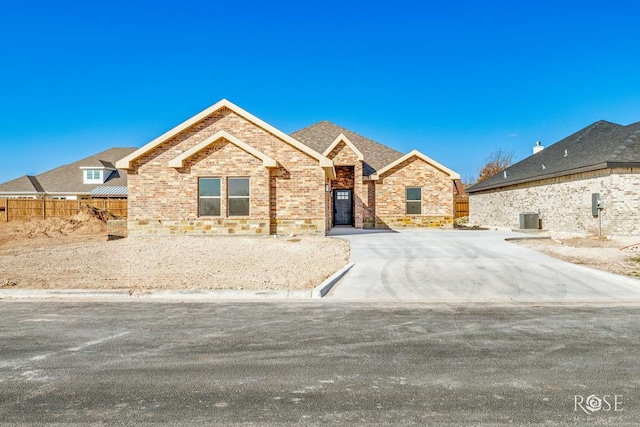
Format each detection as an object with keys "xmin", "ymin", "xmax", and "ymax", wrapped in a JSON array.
[{"xmin": 519, "ymin": 212, "xmax": 540, "ymax": 230}]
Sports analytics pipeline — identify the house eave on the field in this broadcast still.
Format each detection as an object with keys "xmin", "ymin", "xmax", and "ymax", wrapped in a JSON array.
[{"xmin": 466, "ymin": 162, "xmax": 640, "ymax": 194}]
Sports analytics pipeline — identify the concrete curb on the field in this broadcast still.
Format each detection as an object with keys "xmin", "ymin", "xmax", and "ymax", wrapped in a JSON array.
[
  {"xmin": 0, "ymin": 262, "xmax": 357, "ymax": 301},
  {"xmin": 0, "ymin": 288, "xmax": 313, "ymax": 301},
  {"xmin": 312, "ymin": 262, "xmax": 355, "ymax": 299},
  {"xmin": 504, "ymin": 236, "xmax": 552, "ymax": 241}
]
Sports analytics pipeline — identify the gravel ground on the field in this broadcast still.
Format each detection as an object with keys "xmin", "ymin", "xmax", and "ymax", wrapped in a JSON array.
[
  {"xmin": 513, "ymin": 235, "xmax": 640, "ymax": 279},
  {"xmin": 0, "ymin": 217, "xmax": 350, "ymax": 290}
]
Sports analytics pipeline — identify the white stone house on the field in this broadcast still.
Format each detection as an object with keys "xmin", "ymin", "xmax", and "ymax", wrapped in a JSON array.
[{"xmin": 466, "ymin": 120, "xmax": 640, "ymax": 236}]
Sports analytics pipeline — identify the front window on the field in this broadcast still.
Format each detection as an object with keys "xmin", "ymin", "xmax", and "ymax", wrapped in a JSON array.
[
  {"xmin": 406, "ymin": 187, "xmax": 422, "ymax": 214},
  {"xmin": 228, "ymin": 178, "xmax": 250, "ymax": 216},
  {"xmin": 199, "ymin": 178, "xmax": 221, "ymax": 216}
]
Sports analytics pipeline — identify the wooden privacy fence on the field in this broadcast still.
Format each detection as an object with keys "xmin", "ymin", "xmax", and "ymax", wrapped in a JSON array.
[
  {"xmin": 454, "ymin": 195, "xmax": 469, "ymax": 218},
  {"xmin": 0, "ymin": 198, "xmax": 127, "ymax": 223}
]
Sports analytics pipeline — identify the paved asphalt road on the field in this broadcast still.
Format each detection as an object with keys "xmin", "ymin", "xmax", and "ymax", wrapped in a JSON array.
[
  {"xmin": 328, "ymin": 229, "xmax": 640, "ymax": 302},
  {"xmin": 1, "ymin": 301, "xmax": 639, "ymax": 425}
]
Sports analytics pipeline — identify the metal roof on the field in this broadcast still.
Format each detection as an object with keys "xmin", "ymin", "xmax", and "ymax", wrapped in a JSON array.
[{"xmin": 88, "ymin": 186, "xmax": 128, "ymax": 197}]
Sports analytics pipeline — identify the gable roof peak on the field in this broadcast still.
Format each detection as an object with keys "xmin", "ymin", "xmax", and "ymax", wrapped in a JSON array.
[
  {"xmin": 291, "ymin": 120, "xmax": 404, "ymax": 175},
  {"xmin": 116, "ymin": 99, "xmax": 333, "ymax": 172}
]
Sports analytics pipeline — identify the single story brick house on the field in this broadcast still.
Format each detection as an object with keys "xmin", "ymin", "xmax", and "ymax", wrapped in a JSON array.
[
  {"xmin": 116, "ymin": 99, "xmax": 459, "ymax": 235},
  {"xmin": 466, "ymin": 119, "xmax": 640, "ymax": 235}
]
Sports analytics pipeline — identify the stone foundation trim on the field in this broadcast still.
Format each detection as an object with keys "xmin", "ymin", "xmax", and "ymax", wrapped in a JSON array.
[
  {"xmin": 127, "ymin": 218, "xmax": 326, "ymax": 236},
  {"xmin": 375, "ymin": 215, "xmax": 454, "ymax": 229}
]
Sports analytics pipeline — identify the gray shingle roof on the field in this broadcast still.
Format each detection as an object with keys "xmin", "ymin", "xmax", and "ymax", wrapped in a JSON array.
[
  {"xmin": 467, "ymin": 120, "xmax": 640, "ymax": 193},
  {"xmin": 0, "ymin": 175, "xmax": 44, "ymax": 194},
  {"xmin": 291, "ymin": 121, "xmax": 404, "ymax": 175},
  {"xmin": 0, "ymin": 147, "xmax": 137, "ymax": 196}
]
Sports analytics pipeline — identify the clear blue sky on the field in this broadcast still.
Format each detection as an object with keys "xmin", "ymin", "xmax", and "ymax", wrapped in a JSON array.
[{"xmin": 2, "ymin": 0, "xmax": 640, "ymax": 184}]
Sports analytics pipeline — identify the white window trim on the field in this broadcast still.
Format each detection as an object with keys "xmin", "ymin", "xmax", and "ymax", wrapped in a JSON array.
[{"xmin": 83, "ymin": 169, "xmax": 103, "ymax": 184}]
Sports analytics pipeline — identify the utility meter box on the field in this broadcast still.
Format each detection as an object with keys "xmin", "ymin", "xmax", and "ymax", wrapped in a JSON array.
[{"xmin": 592, "ymin": 193, "xmax": 601, "ymax": 216}]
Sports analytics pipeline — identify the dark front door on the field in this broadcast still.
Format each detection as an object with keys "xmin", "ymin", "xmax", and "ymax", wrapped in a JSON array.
[{"xmin": 333, "ymin": 189, "xmax": 353, "ymax": 226}]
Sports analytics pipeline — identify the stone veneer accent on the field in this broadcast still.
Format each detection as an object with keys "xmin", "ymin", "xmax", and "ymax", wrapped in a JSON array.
[
  {"xmin": 469, "ymin": 168, "xmax": 640, "ymax": 236},
  {"xmin": 127, "ymin": 218, "xmax": 324, "ymax": 236},
  {"xmin": 374, "ymin": 157, "xmax": 454, "ymax": 229},
  {"xmin": 107, "ymin": 220, "xmax": 128, "ymax": 240}
]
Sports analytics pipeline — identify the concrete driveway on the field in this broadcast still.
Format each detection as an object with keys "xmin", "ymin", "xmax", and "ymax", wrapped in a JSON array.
[{"xmin": 327, "ymin": 229, "xmax": 640, "ymax": 302}]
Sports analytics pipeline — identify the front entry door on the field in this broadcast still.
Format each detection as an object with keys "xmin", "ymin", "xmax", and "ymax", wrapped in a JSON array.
[{"xmin": 333, "ymin": 189, "xmax": 353, "ymax": 226}]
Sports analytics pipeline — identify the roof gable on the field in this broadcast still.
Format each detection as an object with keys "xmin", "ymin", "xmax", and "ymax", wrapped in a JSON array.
[
  {"xmin": 467, "ymin": 120, "xmax": 640, "ymax": 193},
  {"xmin": 168, "ymin": 130, "xmax": 277, "ymax": 168},
  {"xmin": 292, "ymin": 121, "xmax": 403, "ymax": 175},
  {"xmin": 116, "ymin": 99, "xmax": 333, "ymax": 172},
  {"xmin": 372, "ymin": 150, "xmax": 460, "ymax": 180},
  {"xmin": 322, "ymin": 134, "xmax": 364, "ymax": 162}
]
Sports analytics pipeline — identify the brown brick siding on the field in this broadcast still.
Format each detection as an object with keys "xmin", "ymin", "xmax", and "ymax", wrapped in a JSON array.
[
  {"xmin": 325, "ymin": 142, "xmax": 366, "ymax": 228},
  {"xmin": 127, "ymin": 108, "xmax": 326, "ymax": 235},
  {"xmin": 127, "ymin": 108, "xmax": 456, "ymax": 235},
  {"xmin": 374, "ymin": 157, "xmax": 454, "ymax": 228}
]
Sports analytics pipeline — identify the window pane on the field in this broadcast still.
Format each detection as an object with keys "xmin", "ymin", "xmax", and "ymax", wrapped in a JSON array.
[
  {"xmin": 199, "ymin": 178, "xmax": 220, "ymax": 197},
  {"xmin": 228, "ymin": 178, "xmax": 250, "ymax": 197},
  {"xmin": 406, "ymin": 187, "xmax": 421, "ymax": 201},
  {"xmin": 199, "ymin": 198, "xmax": 220, "ymax": 216},
  {"xmin": 229, "ymin": 198, "xmax": 249, "ymax": 216},
  {"xmin": 406, "ymin": 201, "xmax": 421, "ymax": 215}
]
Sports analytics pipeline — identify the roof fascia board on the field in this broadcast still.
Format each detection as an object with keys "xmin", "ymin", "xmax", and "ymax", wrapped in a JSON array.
[
  {"xmin": 168, "ymin": 130, "xmax": 277, "ymax": 168},
  {"xmin": 0, "ymin": 191, "xmax": 40, "ymax": 195},
  {"xmin": 370, "ymin": 149, "xmax": 460, "ymax": 180},
  {"xmin": 116, "ymin": 99, "xmax": 334, "ymax": 170},
  {"xmin": 466, "ymin": 163, "xmax": 612, "ymax": 193},
  {"xmin": 605, "ymin": 161, "xmax": 640, "ymax": 169},
  {"xmin": 322, "ymin": 133, "xmax": 364, "ymax": 161},
  {"xmin": 79, "ymin": 166, "xmax": 116, "ymax": 171}
]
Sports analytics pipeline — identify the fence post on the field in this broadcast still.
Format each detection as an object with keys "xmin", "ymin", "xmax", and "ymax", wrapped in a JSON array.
[
  {"xmin": 42, "ymin": 198, "xmax": 46, "ymax": 220},
  {"xmin": 4, "ymin": 199, "xmax": 8, "ymax": 223}
]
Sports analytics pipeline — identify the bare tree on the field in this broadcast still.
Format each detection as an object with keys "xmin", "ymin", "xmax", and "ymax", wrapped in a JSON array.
[{"xmin": 476, "ymin": 149, "xmax": 514, "ymax": 183}]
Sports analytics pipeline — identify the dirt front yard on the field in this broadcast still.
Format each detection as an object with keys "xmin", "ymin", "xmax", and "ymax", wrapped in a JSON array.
[
  {"xmin": 513, "ymin": 235, "xmax": 640, "ymax": 279},
  {"xmin": 0, "ymin": 213, "xmax": 350, "ymax": 291}
]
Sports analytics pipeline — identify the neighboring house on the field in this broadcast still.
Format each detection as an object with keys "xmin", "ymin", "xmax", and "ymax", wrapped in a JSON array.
[
  {"xmin": 0, "ymin": 147, "xmax": 136, "ymax": 200},
  {"xmin": 116, "ymin": 99, "xmax": 459, "ymax": 236},
  {"xmin": 466, "ymin": 120, "xmax": 640, "ymax": 235}
]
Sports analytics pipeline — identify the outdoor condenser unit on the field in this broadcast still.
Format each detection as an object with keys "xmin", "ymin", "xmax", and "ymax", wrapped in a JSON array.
[{"xmin": 519, "ymin": 212, "xmax": 540, "ymax": 230}]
